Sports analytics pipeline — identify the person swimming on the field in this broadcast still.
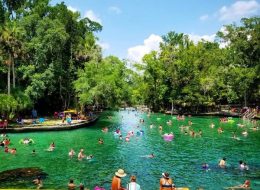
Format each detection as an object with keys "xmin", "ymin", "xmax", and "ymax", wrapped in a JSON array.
[
  {"xmin": 78, "ymin": 149, "xmax": 85, "ymax": 160},
  {"xmin": 242, "ymin": 130, "xmax": 248, "ymax": 136},
  {"xmin": 86, "ymin": 154, "xmax": 94, "ymax": 160},
  {"xmin": 47, "ymin": 142, "xmax": 55, "ymax": 151},
  {"xmin": 69, "ymin": 149, "xmax": 75, "ymax": 159},
  {"xmin": 219, "ymin": 157, "xmax": 226, "ymax": 168},
  {"xmin": 98, "ymin": 138, "xmax": 104, "ymax": 144},
  {"xmin": 125, "ymin": 136, "xmax": 130, "ymax": 142},
  {"xmin": 239, "ymin": 161, "xmax": 249, "ymax": 170},
  {"xmin": 159, "ymin": 125, "xmax": 163, "ymax": 131},
  {"xmin": 202, "ymin": 163, "xmax": 210, "ymax": 170},
  {"xmin": 141, "ymin": 153, "xmax": 155, "ymax": 158}
]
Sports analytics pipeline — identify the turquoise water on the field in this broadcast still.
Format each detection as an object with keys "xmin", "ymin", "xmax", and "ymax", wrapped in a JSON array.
[{"xmin": 0, "ymin": 110, "xmax": 260, "ymax": 190}]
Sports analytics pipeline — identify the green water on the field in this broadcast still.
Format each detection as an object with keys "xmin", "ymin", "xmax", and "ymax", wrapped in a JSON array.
[{"xmin": 1, "ymin": 110, "xmax": 260, "ymax": 190}]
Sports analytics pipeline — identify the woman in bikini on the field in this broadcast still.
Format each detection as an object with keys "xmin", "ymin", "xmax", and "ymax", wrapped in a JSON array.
[{"xmin": 160, "ymin": 172, "xmax": 174, "ymax": 190}]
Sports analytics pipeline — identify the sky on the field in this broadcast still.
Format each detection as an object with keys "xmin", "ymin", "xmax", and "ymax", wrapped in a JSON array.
[{"xmin": 51, "ymin": 0, "xmax": 260, "ymax": 62}]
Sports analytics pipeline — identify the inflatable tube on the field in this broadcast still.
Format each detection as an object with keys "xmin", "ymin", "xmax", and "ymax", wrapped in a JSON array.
[
  {"xmin": 228, "ymin": 120, "xmax": 235, "ymax": 123},
  {"xmin": 163, "ymin": 133, "xmax": 174, "ymax": 141}
]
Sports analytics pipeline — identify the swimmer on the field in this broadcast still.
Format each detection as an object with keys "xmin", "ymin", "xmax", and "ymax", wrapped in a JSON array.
[
  {"xmin": 10, "ymin": 148, "xmax": 17, "ymax": 154},
  {"xmin": 78, "ymin": 149, "xmax": 85, "ymax": 160},
  {"xmin": 188, "ymin": 120, "xmax": 193, "ymax": 126},
  {"xmin": 0, "ymin": 133, "xmax": 7, "ymax": 137},
  {"xmin": 210, "ymin": 123, "xmax": 215, "ymax": 128},
  {"xmin": 69, "ymin": 149, "xmax": 75, "ymax": 159},
  {"xmin": 239, "ymin": 161, "xmax": 249, "ymax": 170},
  {"xmin": 86, "ymin": 154, "xmax": 94, "ymax": 160},
  {"xmin": 24, "ymin": 138, "xmax": 30, "ymax": 144},
  {"xmin": 218, "ymin": 127, "xmax": 224, "ymax": 134},
  {"xmin": 32, "ymin": 149, "xmax": 36, "ymax": 155},
  {"xmin": 33, "ymin": 176, "xmax": 43, "ymax": 189},
  {"xmin": 202, "ymin": 163, "xmax": 210, "ymax": 170},
  {"xmin": 98, "ymin": 138, "xmax": 104, "ymax": 144},
  {"xmin": 141, "ymin": 153, "xmax": 155, "ymax": 158},
  {"xmin": 166, "ymin": 120, "xmax": 172, "ymax": 125},
  {"xmin": 190, "ymin": 130, "xmax": 195, "ymax": 137},
  {"xmin": 242, "ymin": 130, "xmax": 248, "ymax": 136},
  {"xmin": 102, "ymin": 127, "xmax": 108, "ymax": 132},
  {"xmin": 237, "ymin": 123, "xmax": 245, "ymax": 128},
  {"xmin": 251, "ymin": 126, "xmax": 259, "ymax": 131},
  {"xmin": 150, "ymin": 124, "xmax": 153, "ymax": 129},
  {"xmin": 3, "ymin": 139, "xmax": 10, "ymax": 146},
  {"xmin": 198, "ymin": 129, "xmax": 202, "ymax": 136},
  {"xmin": 219, "ymin": 157, "xmax": 226, "ymax": 168},
  {"xmin": 125, "ymin": 136, "xmax": 130, "ymax": 142},
  {"xmin": 231, "ymin": 132, "xmax": 240, "ymax": 140},
  {"xmin": 47, "ymin": 142, "xmax": 55, "ymax": 151},
  {"xmin": 159, "ymin": 125, "xmax": 163, "ymax": 131},
  {"xmin": 227, "ymin": 180, "xmax": 250, "ymax": 189}
]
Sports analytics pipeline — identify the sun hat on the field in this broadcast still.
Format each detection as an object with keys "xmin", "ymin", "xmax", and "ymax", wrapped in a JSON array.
[
  {"xmin": 115, "ymin": 169, "xmax": 127, "ymax": 177},
  {"xmin": 162, "ymin": 172, "xmax": 170, "ymax": 178}
]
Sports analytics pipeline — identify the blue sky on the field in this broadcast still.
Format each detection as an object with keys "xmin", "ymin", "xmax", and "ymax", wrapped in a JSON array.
[{"xmin": 51, "ymin": 0, "xmax": 260, "ymax": 61}]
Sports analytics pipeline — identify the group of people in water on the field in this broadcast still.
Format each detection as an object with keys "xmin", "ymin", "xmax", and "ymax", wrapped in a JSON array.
[
  {"xmin": 1, "ymin": 110, "xmax": 259, "ymax": 190},
  {"xmin": 217, "ymin": 157, "xmax": 250, "ymax": 171}
]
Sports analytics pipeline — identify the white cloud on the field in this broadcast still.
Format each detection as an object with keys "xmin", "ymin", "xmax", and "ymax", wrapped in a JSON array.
[
  {"xmin": 188, "ymin": 33, "xmax": 230, "ymax": 48},
  {"xmin": 97, "ymin": 42, "xmax": 110, "ymax": 50},
  {"xmin": 108, "ymin": 6, "xmax": 122, "ymax": 14},
  {"xmin": 127, "ymin": 34, "xmax": 163, "ymax": 62},
  {"xmin": 218, "ymin": 0, "xmax": 260, "ymax": 21},
  {"xmin": 84, "ymin": 10, "xmax": 102, "ymax": 24},
  {"xmin": 188, "ymin": 34, "xmax": 216, "ymax": 44},
  {"xmin": 200, "ymin": 14, "xmax": 209, "ymax": 21},
  {"xmin": 68, "ymin": 6, "xmax": 77, "ymax": 13}
]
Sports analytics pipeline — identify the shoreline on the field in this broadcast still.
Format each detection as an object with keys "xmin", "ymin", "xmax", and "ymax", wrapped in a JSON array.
[
  {"xmin": 164, "ymin": 111, "xmax": 260, "ymax": 120},
  {"xmin": 0, "ymin": 116, "xmax": 98, "ymax": 133}
]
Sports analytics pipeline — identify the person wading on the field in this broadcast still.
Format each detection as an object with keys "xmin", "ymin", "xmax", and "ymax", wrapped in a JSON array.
[
  {"xmin": 160, "ymin": 172, "xmax": 174, "ymax": 190},
  {"xmin": 111, "ymin": 169, "xmax": 127, "ymax": 190}
]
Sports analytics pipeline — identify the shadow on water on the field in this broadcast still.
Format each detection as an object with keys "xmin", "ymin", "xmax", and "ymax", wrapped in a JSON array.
[{"xmin": 0, "ymin": 167, "xmax": 48, "ymax": 188}]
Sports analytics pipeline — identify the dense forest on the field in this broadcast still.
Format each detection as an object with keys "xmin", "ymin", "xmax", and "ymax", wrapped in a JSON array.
[{"xmin": 0, "ymin": 0, "xmax": 259, "ymax": 118}]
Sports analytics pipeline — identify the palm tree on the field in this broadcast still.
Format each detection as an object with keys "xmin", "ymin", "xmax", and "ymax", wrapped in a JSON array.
[{"xmin": 0, "ymin": 21, "xmax": 23, "ymax": 95}]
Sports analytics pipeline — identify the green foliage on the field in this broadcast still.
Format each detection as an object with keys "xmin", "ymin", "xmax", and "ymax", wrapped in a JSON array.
[
  {"xmin": 74, "ymin": 56, "xmax": 131, "ymax": 108},
  {"xmin": 0, "ymin": 0, "xmax": 259, "ymax": 116},
  {"xmin": 0, "ymin": 94, "xmax": 17, "ymax": 113},
  {"xmin": 134, "ymin": 17, "xmax": 260, "ymax": 112}
]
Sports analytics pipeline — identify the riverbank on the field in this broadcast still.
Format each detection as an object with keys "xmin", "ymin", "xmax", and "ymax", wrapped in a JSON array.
[
  {"xmin": 164, "ymin": 111, "xmax": 260, "ymax": 120},
  {"xmin": 0, "ymin": 116, "xmax": 98, "ymax": 133}
]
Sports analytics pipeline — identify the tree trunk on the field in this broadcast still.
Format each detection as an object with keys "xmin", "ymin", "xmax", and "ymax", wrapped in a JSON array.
[
  {"xmin": 171, "ymin": 100, "xmax": 173, "ymax": 116},
  {"xmin": 244, "ymin": 90, "xmax": 247, "ymax": 107},
  {"xmin": 12, "ymin": 55, "xmax": 15, "ymax": 88},
  {"xmin": 7, "ymin": 56, "xmax": 11, "ymax": 95}
]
